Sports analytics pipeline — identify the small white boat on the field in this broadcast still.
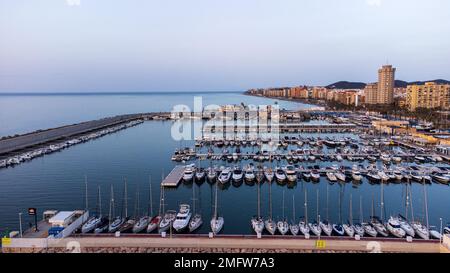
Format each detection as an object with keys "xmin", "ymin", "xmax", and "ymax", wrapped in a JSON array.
[
  {"xmin": 172, "ymin": 204, "xmax": 192, "ymax": 232},
  {"xmin": 362, "ymin": 222, "xmax": 377, "ymax": 237},
  {"xmin": 386, "ymin": 217, "xmax": 406, "ymax": 238},
  {"xmin": 326, "ymin": 172, "xmax": 337, "ymax": 182},
  {"xmin": 411, "ymin": 221, "xmax": 429, "ymax": 240},
  {"xmin": 398, "ymin": 215, "xmax": 415, "ymax": 237},
  {"xmin": 370, "ymin": 217, "xmax": 389, "ymax": 237},
  {"xmin": 275, "ymin": 167, "xmax": 286, "ymax": 182},
  {"xmin": 311, "ymin": 170, "xmax": 320, "ymax": 181},
  {"xmin": 264, "ymin": 167, "xmax": 274, "ymax": 182},
  {"xmin": 195, "ymin": 168, "xmax": 206, "ymax": 181},
  {"xmin": 210, "ymin": 216, "xmax": 224, "ymax": 234},
  {"xmin": 183, "ymin": 166, "xmax": 195, "ymax": 182},
  {"xmin": 429, "ymin": 228, "xmax": 442, "ymax": 240},
  {"xmin": 285, "ymin": 165, "xmax": 297, "ymax": 182},
  {"xmin": 251, "ymin": 217, "xmax": 264, "ymax": 234},
  {"xmin": 277, "ymin": 220, "xmax": 289, "ymax": 235}
]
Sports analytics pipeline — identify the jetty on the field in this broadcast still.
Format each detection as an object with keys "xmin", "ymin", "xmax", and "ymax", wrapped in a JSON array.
[{"xmin": 161, "ymin": 165, "xmax": 185, "ymax": 187}]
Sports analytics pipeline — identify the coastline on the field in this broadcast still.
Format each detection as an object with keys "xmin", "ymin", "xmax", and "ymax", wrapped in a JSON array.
[{"xmin": 243, "ymin": 92, "xmax": 327, "ymax": 110}]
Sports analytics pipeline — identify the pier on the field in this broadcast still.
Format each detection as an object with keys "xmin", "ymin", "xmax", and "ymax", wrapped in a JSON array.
[{"xmin": 161, "ymin": 165, "xmax": 186, "ymax": 187}]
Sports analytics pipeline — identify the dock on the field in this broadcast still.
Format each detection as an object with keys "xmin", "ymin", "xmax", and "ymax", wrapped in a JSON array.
[{"xmin": 161, "ymin": 165, "xmax": 185, "ymax": 187}]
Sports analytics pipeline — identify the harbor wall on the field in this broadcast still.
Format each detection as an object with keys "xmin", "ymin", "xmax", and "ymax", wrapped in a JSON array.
[{"xmin": 0, "ymin": 114, "xmax": 142, "ymax": 154}]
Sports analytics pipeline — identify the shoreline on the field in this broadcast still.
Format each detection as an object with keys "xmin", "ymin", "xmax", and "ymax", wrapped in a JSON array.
[{"xmin": 243, "ymin": 92, "xmax": 327, "ymax": 110}]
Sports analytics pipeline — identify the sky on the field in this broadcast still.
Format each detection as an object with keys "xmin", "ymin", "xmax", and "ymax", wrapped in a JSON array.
[{"xmin": 0, "ymin": 0, "xmax": 449, "ymax": 92}]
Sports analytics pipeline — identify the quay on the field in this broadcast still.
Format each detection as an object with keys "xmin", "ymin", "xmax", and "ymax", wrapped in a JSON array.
[{"xmin": 2, "ymin": 235, "xmax": 445, "ymax": 253}]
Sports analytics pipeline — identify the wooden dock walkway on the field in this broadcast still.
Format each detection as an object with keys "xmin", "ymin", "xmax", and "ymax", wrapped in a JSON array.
[{"xmin": 161, "ymin": 165, "xmax": 185, "ymax": 187}]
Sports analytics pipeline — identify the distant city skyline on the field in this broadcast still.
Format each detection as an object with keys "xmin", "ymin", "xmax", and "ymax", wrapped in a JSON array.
[{"xmin": 1, "ymin": 0, "xmax": 450, "ymax": 92}]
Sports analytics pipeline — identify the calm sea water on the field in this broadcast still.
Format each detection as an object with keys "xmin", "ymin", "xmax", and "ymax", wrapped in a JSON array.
[
  {"xmin": 0, "ymin": 93, "xmax": 448, "ymax": 235},
  {"xmin": 0, "ymin": 92, "xmax": 307, "ymax": 137}
]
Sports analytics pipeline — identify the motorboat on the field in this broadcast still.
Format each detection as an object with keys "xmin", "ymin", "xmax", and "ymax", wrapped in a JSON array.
[
  {"xmin": 335, "ymin": 171, "xmax": 346, "ymax": 182},
  {"xmin": 207, "ymin": 167, "xmax": 217, "ymax": 182},
  {"xmin": 159, "ymin": 210, "xmax": 177, "ymax": 232},
  {"xmin": 285, "ymin": 165, "xmax": 297, "ymax": 182},
  {"xmin": 275, "ymin": 167, "xmax": 286, "ymax": 183},
  {"xmin": 183, "ymin": 165, "xmax": 195, "ymax": 182},
  {"xmin": 195, "ymin": 168, "xmax": 206, "ymax": 181},
  {"xmin": 218, "ymin": 167, "xmax": 232, "ymax": 184},
  {"xmin": 172, "ymin": 204, "xmax": 192, "ymax": 232},
  {"xmin": 264, "ymin": 167, "xmax": 274, "ymax": 182},
  {"xmin": 311, "ymin": 170, "xmax": 320, "ymax": 182},
  {"xmin": 386, "ymin": 217, "xmax": 406, "ymax": 238},
  {"xmin": 232, "ymin": 166, "xmax": 244, "ymax": 182},
  {"xmin": 244, "ymin": 165, "xmax": 255, "ymax": 182},
  {"xmin": 326, "ymin": 172, "xmax": 337, "ymax": 182}
]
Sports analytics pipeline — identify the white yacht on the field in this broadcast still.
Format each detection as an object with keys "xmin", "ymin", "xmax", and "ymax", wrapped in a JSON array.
[
  {"xmin": 285, "ymin": 165, "xmax": 297, "ymax": 182},
  {"xmin": 232, "ymin": 166, "xmax": 243, "ymax": 182},
  {"xmin": 326, "ymin": 172, "xmax": 337, "ymax": 182},
  {"xmin": 183, "ymin": 166, "xmax": 195, "ymax": 182},
  {"xmin": 218, "ymin": 167, "xmax": 232, "ymax": 184},
  {"xmin": 275, "ymin": 167, "xmax": 286, "ymax": 182},
  {"xmin": 172, "ymin": 204, "xmax": 192, "ymax": 232}
]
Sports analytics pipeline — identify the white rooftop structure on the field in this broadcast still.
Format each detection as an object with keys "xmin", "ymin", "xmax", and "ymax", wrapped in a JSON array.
[{"xmin": 48, "ymin": 211, "xmax": 76, "ymax": 227}]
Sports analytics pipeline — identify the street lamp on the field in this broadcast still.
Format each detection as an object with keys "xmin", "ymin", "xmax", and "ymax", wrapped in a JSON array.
[{"xmin": 18, "ymin": 212, "xmax": 23, "ymax": 238}]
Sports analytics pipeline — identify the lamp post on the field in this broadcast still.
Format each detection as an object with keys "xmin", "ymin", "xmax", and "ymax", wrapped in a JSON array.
[{"xmin": 19, "ymin": 212, "xmax": 23, "ymax": 238}]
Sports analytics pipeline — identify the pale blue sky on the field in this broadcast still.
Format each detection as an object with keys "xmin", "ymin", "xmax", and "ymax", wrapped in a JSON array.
[{"xmin": 0, "ymin": 0, "xmax": 449, "ymax": 92}]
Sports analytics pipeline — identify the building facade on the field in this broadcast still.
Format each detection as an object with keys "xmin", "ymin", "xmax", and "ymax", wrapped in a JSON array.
[
  {"xmin": 377, "ymin": 65, "xmax": 396, "ymax": 104},
  {"xmin": 364, "ymin": 83, "xmax": 379, "ymax": 104},
  {"xmin": 406, "ymin": 82, "xmax": 450, "ymax": 111}
]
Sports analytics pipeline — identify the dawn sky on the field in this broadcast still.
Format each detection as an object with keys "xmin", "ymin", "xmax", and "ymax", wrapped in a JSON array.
[{"xmin": 1, "ymin": 0, "xmax": 449, "ymax": 92}]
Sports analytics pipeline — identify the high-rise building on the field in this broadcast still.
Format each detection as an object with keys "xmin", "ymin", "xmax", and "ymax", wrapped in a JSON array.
[
  {"xmin": 364, "ymin": 83, "xmax": 379, "ymax": 104},
  {"xmin": 377, "ymin": 65, "xmax": 396, "ymax": 104},
  {"xmin": 406, "ymin": 82, "xmax": 450, "ymax": 111}
]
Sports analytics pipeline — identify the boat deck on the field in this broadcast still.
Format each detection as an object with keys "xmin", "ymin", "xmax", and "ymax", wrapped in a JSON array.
[{"xmin": 161, "ymin": 165, "xmax": 185, "ymax": 187}]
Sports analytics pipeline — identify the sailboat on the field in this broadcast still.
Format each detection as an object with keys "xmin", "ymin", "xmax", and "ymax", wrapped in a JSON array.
[
  {"xmin": 159, "ymin": 184, "xmax": 176, "ymax": 233},
  {"xmin": 299, "ymin": 189, "xmax": 310, "ymax": 236},
  {"xmin": 353, "ymin": 196, "xmax": 365, "ymax": 237},
  {"xmin": 119, "ymin": 180, "xmax": 136, "ymax": 233},
  {"xmin": 289, "ymin": 195, "xmax": 299, "ymax": 235},
  {"xmin": 277, "ymin": 191, "xmax": 289, "ymax": 235},
  {"xmin": 342, "ymin": 194, "xmax": 355, "ymax": 237},
  {"xmin": 410, "ymin": 182, "xmax": 430, "ymax": 239},
  {"xmin": 332, "ymin": 186, "xmax": 345, "ymax": 236},
  {"xmin": 264, "ymin": 180, "xmax": 277, "ymax": 235},
  {"xmin": 210, "ymin": 181, "xmax": 224, "ymax": 234},
  {"xmin": 82, "ymin": 177, "xmax": 103, "ymax": 233},
  {"xmin": 133, "ymin": 176, "xmax": 152, "ymax": 233},
  {"xmin": 369, "ymin": 188, "xmax": 388, "ymax": 237},
  {"xmin": 93, "ymin": 185, "xmax": 109, "ymax": 234},
  {"xmin": 189, "ymin": 183, "xmax": 203, "ymax": 232},
  {"xmin": 251, "ymin": 177, "xmax": 264, "ymax": 234},
  {"xmin": 147, "ymin": 182, "xmax": 162, "ymax": 233},
  {"xmin": 108, "ymin": 184, "xmax": 125, "ymax": 233},
  {"xmin": 320, "ymin": 186, "xmax": 333, "ymax": 236},
  {"xmin": 309, "ymin": 189, "xmax": 322, "ymax": 237}
]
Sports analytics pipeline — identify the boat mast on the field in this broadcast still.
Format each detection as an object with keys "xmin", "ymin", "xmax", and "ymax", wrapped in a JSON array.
[
  {"xmin": 84, "ymin": 175, "xmax": 88, "ymax": 212},
  {"xmin": 409, "ymin": 185, "xmax": 415, "ymax": 222},
  {"xmin": 257, "ymin": 178, "xmax": 260, "ymax": 219},
  {"xmin": 282, "ymin": 190, "xmax": 285, "ymax": 220},
  {"xmin": 109, "ymin": 185, "xmax": 114, "ymax": 224},
  {"xmin": 359, "ymin": 195, "xmax": 363, "ymax": 223},
  {"xmin": 326, "ymin": 183, "xmax": 329, "ymax": 221},
  {"xmin": 192, "ymin": 183, "xmax": 197, "ymax": 215},
  {"xmin": 269, "ymin": 180, "xmax": 272, "ymax": 221},
  {"xmin": 214, "ymin": 181, "xmax": 218, "ymax": 219},
  {"xmin": 135, "ymin": 185, "xmax": 140, "ymax": 218},
  {"xmin": 149, "ymin": 175, "xmax": 153, "ymax": 217},
  {"xmin": 380, "ymin": 176, "xmax": 384, "ymax": 221},
  {"xmin": 349, "ymin": 194, "xmax": 353, "ymax": 225},
  {"xmin": 316, "ymin": 189, "xmax": 319, "ymax": 223},
  {"xmin": 97, "ymin": 186, "xmax": 102, "ymax": 217},
  {"xmin": 123, "ymin": 178, "xmax": 128, "ymax": 218},
  {"xmin": 423, "ymin": 181, "xmax": 429, "ymax": 230},
  {"xmin": 304, "ymin": 189, "xmax": 308, "ymax": 225},
  {"xmin": 292, "ymin": 194, "xmax": 295, "ymax": 223},
  {"xmin": 371, "ymin": 193, "xmax": 374, "ymax": 219}
]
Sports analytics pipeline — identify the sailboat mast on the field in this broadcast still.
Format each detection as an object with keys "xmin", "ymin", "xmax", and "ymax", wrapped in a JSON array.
[
  {"xmin": 292, "ymin": 195, "xmax": 295, "ymax": 222},
  {"xmin": 380, "ymin": 177, "xmax": 384, "ymax": 221},
  {"xmin": 257, "ymin": 179, "xmax": 260, "ymax": 219},
  {"xmin": 85, "ymin": 175, "xmax": 88, "ymax": 211},
  {"xmin": 423, "ymin": 182, "xmax": 429, "ymax": 230},
  {"xmin": 316, "ymin": 189, "xmax": 319, "ymax": 223},
  {"xmin": 304, "ymin": 189, "xmax": 308, "ymax": 224},
  {"xmin": 149, "ymin": 175, "xmax": 153, "ymax": 217},
  {"xmin": 282, "ymin": 190, "xmax": 285, "ymax": 220},
  {"xmin": 359, "ymin": 195, "xmax": 363, "ymax": 223},
  {"xmin": 371, "ymin": 193, "xmax": 374, "ymax": 219},
  {"xmin": 135, "ymin": 185, "xmax": 140, "ymax": 218},
  {"xmin": 109, "ymin": 185, "xmax": 114, "ymax": 224},
  {"xmin": 410, "ymin": 185, "xmax": 415, "ymax": 222},
  {"xmin": 349, "ymin": 194, "xmax": 353, "ymax": 225},
  {"xmin": 214, "ymin": 182, "xmax": 218, "ymax": 218},
  {"xmin": 326, "ymin": 183, "xmax": 329, "ymax": 220},
  {"xmin": 97, "ymin": 186, "xmax": 102, "ymax": 217},
  {"xmin": 124, "ymin": 179, "xmax": 128, "ymax": 218},
  {"xmin": 269, "ymin": 181, "xmax": 272, "ymax": 220}
]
